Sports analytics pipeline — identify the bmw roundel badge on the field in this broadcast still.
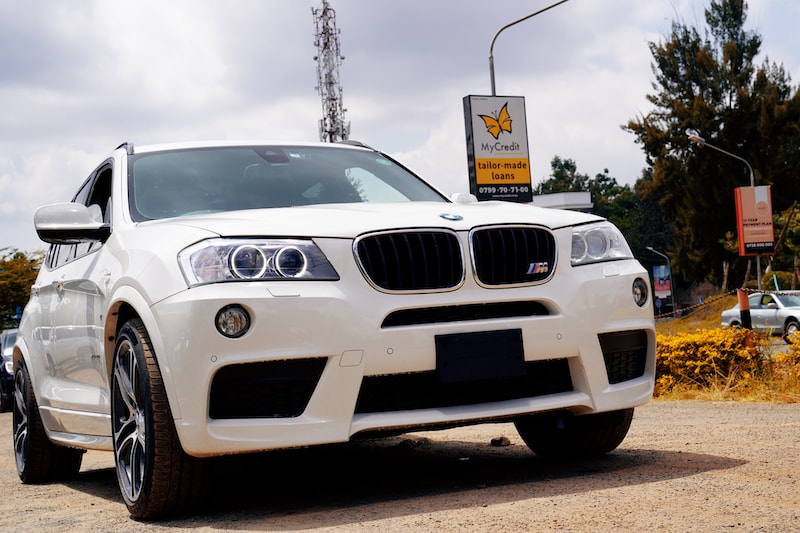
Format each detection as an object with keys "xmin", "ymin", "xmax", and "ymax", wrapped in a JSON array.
[{"xmin": 439, "ymin": 213, "xmax": 463, "ymax": 221}]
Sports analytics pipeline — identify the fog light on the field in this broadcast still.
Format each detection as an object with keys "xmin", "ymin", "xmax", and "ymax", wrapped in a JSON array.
[
  {"xmin": 632, "ymin": 278, "xmax": 649, "ymax": 307},
  {"xmin": 215, "ymin": 305, "xmax": 251, "ymax": 338}
]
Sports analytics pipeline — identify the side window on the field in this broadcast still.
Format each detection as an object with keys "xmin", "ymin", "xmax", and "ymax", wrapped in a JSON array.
[
  {"xmin": 86, "ymin": 167, "xmax": 113, "ymax": 223},
  {"xmin": 72, "ymin": 175, "xmax": 93, "ymax": 205},
  {"xmin": 47, "ymin": 244, "xmax": 72, "ymax": 269}
]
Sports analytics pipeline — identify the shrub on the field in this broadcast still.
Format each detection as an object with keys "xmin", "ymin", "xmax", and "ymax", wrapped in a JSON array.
[
  {"xmin": 655, "ymin": 328, "xmax": 767, "ymax": 397},
  {"xmin": 777, "ymin": 333, "xmax": 800, "ymax": 382}
]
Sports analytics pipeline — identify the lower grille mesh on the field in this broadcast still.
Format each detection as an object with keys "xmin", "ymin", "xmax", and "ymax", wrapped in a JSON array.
[
  {"xmin": 355, "ymin": 358, "xmax": 573, "ymax": 414},
  {"xmin": 598, "ymin": 330, "xmax": 649, "ymax": 384},
  {"xmin": 209, "ymin": 358, "xmax": 327, "ymax": 419}
]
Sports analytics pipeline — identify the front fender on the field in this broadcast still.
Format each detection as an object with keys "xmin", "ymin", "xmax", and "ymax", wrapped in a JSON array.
[{"xmin": 105, "ymin": 284, "xmax": 183, "ymax": 420}]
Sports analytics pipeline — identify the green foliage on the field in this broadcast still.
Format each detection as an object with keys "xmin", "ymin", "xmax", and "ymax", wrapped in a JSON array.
[
  {"xmin": 625, "ymin": 0, "xmax": 800, "ymax": 288},
  {"xmin": 533, "ymin": 156, "xmax": 639, "ymax": 234},
  {"xmin": 768, "ymin": 202, "xmax": 800, "ymax": 280},
  {"xmin": 532, "ymin": 156, "xmax": 585, "ymax": 194},
  {"xmin": 0, "ymin": 248, "xmax": 43, "ymax": 328},
  {"xmin": 761, "ymin": 271, "xmax": 793, "ymax": 291}
]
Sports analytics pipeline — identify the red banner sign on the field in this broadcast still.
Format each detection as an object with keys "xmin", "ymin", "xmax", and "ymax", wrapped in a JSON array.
[{"xmin": 734, "ymin": 185, "xmax": 775, "ymax": 256}]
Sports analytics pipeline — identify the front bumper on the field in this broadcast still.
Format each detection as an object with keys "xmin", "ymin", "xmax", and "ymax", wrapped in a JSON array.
[{"xmin": 147, "ymin": 253, "xmax": 655, "ymax": 457}]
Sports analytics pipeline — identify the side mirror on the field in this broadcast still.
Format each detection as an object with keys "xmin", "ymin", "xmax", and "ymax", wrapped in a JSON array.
[
  {"xmin": 34, "ymin": 203, "xmax": 111, "ymax": 244},
  {"xmin": 450, "ymin": 192, "xmax": 478, "ymax": 204}
]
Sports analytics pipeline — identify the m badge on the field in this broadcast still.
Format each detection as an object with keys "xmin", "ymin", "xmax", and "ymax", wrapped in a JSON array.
[{"xmin": 527, "ymin": 262, "xmax": 549, "ymax": 275}]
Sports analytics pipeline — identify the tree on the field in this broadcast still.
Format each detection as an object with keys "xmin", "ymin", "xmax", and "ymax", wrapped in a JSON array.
[
  {"xmin": 0, "ymin": 248, "xmax": 43, "ymax": 328},
  {"xmin": 532, "ymin": 156, "xmax": 588, "ymax": 195},
  {"xmin": 534, "ymin": 156, "xmax": 638, "ymax": 233},
  {"xmin": 625, "ymin": 0, "xmax": 800, "ymax": 287}
]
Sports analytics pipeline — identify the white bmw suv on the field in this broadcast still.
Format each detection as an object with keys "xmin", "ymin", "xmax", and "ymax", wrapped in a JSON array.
[{"xmin": 13, "ymin": 140, "xmax": 655, "ymax": 519}]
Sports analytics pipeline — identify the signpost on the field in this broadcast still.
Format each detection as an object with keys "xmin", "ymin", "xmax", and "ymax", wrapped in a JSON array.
[
  {"xmin": 463, "ymin": 95, "xmax": 532, "ymax": 202},
  {"xmin": 735, "ymin": 185, "xmax": 775, "ymax": 256},
  {"xmin": 463, "ymin": 1, "xmax": 570, "ymax": 204}
]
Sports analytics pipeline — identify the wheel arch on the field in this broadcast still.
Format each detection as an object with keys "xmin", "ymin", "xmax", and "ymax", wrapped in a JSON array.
[
  {"xmin": 12, "ymin": 336, "xmax": 34, "ymax": 401},
  {"xmin": 104, "ymin": 287, "xmax": 183, "ymax": 420}
]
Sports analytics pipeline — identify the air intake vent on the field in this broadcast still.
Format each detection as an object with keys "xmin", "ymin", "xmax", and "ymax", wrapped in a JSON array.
[
  {"xmin": 471, "ymin": 226, "xmax": 556, "ymax": 286},
  {"xmin": 355, "ymin": 230, "xmax": 463, "ymax": 292},
  {"xmin": 598, "ymin": 330, "xmax": 648, "ymax": 384}
]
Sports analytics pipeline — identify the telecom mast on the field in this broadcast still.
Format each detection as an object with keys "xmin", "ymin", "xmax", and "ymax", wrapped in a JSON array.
[{"xmin": 312, "ymin": 0, "xmax": 349, "ymax": 142}]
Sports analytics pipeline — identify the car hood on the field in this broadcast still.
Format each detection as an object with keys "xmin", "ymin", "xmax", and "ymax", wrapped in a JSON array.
[{"xmin": 145, "ymin": 201, "xmax": 604, "ymax": 239}]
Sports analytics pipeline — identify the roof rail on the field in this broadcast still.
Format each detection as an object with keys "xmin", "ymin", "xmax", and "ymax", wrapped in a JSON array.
[
  {"xmin": 337, "ymin": 139, "xmax": 374, "ymax": 150},
  {"xmin": 115, "ymin": 142, "xmax": 135, "ymax": 155}
]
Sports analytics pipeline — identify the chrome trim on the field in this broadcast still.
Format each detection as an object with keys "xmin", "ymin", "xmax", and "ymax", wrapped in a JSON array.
[
  {"xmin": 353, "ymin": 228, "xmax": 466, "ymax": 294},
  {"xmin": 468, "ymin": 224, "xmax": 558, "ymax": 289}
]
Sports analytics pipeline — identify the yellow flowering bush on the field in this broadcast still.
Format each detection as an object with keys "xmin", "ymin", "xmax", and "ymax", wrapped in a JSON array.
[
  {"xmin": 654, "ymin": 292, "xmax": 800, "ymax": 402},
  {"xmin": 778, "ymin": 332, "xmax": 800, "ymax": 381},
  {"xmin": 655, "ymin": 328, "xmax": 766, "ymax": 396}
]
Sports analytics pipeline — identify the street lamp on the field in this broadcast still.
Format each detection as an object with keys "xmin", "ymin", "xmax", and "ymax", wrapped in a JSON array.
[
  {"xmin": 686, "ymin": 130, "xmax": 762, "ymax": 290},
  {"xmin": 647, "ymin": 246, "xmax": 675, "ymax": 315},
  {"xmin": 488, "ymin": 0, "xmax": 571, "ymax": 96}
]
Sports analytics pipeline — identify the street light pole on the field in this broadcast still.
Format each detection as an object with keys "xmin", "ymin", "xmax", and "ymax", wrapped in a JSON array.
[
  {"xmin": 488, "ymin": 0, "xmax": 571, "ymax": 96},
  {"xmin": 687, "ymin": 131, "xmax": 762, "ymax": 290},
  {"xmin": 647, "ymin": 246, "xmax": 675, "ymax": 314}
]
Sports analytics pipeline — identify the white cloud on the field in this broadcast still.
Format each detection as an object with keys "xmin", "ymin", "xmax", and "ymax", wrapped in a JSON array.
[{"xmin": 0, "ymin": 0, "xmax": 797, "ymax": 252}]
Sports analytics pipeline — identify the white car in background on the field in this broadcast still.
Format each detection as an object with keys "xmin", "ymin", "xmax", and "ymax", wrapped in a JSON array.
[
  {"xmin": 12, "ymin": 140, "xmax": 656, "ymax": 519},
  {"xmin": 721, "ymin": 291, "xmax": 800, "ymax": 340}
]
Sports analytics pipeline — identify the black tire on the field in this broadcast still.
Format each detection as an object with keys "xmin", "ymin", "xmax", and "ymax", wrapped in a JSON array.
[
  {"xmin": 514, "ymin": 408, "xmax": 634, "ymax": 459},
  {"xmin": 783, "ymin": 320, "xmax": 799, "ymax": 343},
  {"xmin": 13, "ymin": 359, "xmax": 84, "ymax": 483},
  {"xmin": 111, "ymin": 318, "xmax": 208, "ymax": 520},
  {"xmin": 0, "ymin": 391, "xmax": 12, "ymax": 412}
]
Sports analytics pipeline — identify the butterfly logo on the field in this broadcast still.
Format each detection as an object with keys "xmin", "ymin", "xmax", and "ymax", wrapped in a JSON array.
[{"xmin": 478, "ymin": 102, "xmax": 512, "ymax": 139}]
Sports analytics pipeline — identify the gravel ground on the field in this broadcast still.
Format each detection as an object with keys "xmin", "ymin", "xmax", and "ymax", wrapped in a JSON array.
[{"xmin": 0, "ymin": 400, "xmax": 798, "ymax": 532}]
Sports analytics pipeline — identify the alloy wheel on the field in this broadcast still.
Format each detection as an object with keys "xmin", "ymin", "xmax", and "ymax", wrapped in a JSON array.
[{"xmin": 112, "ymin": 339, "xmax": 147, "ymax": 503}]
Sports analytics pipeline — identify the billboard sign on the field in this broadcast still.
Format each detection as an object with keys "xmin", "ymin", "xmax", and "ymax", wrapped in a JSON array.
[
  {"xmin": 652, "ymin": 264, "xmax": 671, "ymax": 300},
  {"xmin": 734, "ymin": 185, "xmax": 775, "ymax": 256},
  {"xmin": 463, "ymin": 95, "xmax": 532, "ymax": 202}
]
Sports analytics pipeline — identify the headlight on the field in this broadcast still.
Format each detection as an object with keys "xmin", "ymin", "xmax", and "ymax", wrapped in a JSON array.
[
  {"xmin": 178, "ymin": 238, "xmax": 339, "ymax": 287},
  {"xmin": 571, "ymin": 222, "xmax": 633, "ymax": 266}
]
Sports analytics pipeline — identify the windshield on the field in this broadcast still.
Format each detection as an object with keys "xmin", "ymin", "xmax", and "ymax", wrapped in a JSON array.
[
  {"xmin": 128, "ymin": 145, "xmax": 447, "ymax": 221},
  {"xmin": 777, "ymin": 294, "xmax": 800, "ymax": 307}
]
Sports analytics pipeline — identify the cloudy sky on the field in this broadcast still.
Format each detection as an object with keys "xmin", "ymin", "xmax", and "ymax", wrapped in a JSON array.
[{"xmin": 1, "ymin": 0, "xmax": 798, "ymax": 252}]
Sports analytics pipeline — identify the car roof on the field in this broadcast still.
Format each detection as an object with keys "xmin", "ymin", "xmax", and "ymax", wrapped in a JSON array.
[{"xmin": 119, "ymin": 140, "xmax": 370, "ymax": 156}]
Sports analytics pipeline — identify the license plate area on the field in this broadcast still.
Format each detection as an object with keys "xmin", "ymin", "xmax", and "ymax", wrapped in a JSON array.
[{"xmin": 435, "ymin": 329, "xmax": 525, "ymax": 384}]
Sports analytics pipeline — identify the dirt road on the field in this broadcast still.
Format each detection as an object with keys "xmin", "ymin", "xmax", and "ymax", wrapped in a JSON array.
[{"xmin": 0, "ymin": 401, "xmax": 798, "ymax": 532}]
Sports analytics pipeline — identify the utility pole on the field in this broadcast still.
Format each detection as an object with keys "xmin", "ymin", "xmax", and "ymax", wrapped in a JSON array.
[{"xmin": 312, "ymin": 0, "xmax": 349, "ymax": 142}]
